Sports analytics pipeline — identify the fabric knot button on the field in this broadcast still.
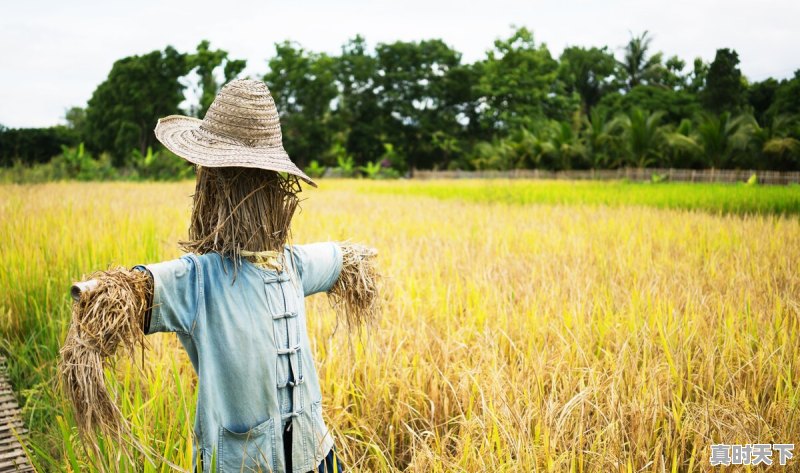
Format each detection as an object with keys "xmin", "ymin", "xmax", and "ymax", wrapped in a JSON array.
[
  {"xmin": 272, "ymin": 311, "xmax": 297, "ymax": 320},
  {"xmin": 281, "ymin": 409, "xmax": 303, "ymax": 420},
  {"xmin": 288, "ymin": 375, "xmax": 305, "ymax": 387},
  {"xmin": 276, "ymin": 345, "xmax": 300, "ymax": 355},
  {"xmin": 260, "ymin": 272, "xmax": 290, "ymax": 283}
]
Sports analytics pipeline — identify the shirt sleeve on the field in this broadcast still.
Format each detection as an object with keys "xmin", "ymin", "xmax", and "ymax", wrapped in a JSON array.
[
  {"xmin": 289, "ymin": 242, "xmax": 343, "ymax": 296},
  {"xmin": 133, "ymin": 254, "xmax": 202, "ymax": 335}
]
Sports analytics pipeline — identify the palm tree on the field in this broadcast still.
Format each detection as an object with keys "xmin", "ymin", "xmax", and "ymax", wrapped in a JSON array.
[
  {"xmin": 542, "ymin": 121, "xmax": 586, "ymax": 170},
  {"xmin": 749, "ymin": 115, "xmax": 800, "ymax": 170},
  {"xmin": 614, "ymin": 107, "xmax": 667, "ymax": 168},
  {"xmin": 693, "ymin": 112, "xmax": 753, "ymax": 168},
  {"xmin": 618, "ymin": 31, "xmax": 664, "ymax": 90},
  {"xmin": 582, "ymin": 108, "xmax": 624, "ymax": 168},
  {"xmin": 507, "ymin": 127, "xmax": 546, "ymax": 169},
  {"xmin": 663, "ymin": 119, "xmax": 703, "ymax": 168}
]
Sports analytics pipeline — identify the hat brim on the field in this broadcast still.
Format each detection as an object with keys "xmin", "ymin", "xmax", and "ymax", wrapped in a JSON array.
[{"xmin": 154, "ymin": 115, "xmax": 317, "ymax": 187}]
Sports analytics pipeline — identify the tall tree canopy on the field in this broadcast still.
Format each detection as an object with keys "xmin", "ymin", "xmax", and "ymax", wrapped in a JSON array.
[
  {"xmin": 188, "ymin": 40, "xmax": 247, "ymax": 117},
  {"xmin": 4, "ymin": 30, "xmax": 800, "ymax": 174},
  {"xmin": 475, "ymin": 28, "xmax": 564, "ymax": 130},
  {"xmin": 84, "ymin": 46, "xmax": 190, "ymax": 164},
  {"xmin": 618, "ymin": 31, "xmax": 664, "ymax": 90},
  {"xmin": 702, "ymin": 48, "xmax": 744, "ymax": 114},
  {"xmin": 264, "ymin": 41, "xmax": 338, "ymax": 167},
  {"xmin": 559, "ymin": 46, "xmax": 618, "ymax": 115}
]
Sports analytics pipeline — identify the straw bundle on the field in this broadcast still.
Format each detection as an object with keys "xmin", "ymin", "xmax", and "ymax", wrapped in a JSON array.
[
  {"xmin": 328, "ymin": 242, "xmax": 381, "ymax": 332},
  {"xmin": 58, "ymin": 267, "xmax": 152, "ymax": 439},
  {"xmin": 181, "ymin": 166, "xmax": 301, "ymax": 276}
]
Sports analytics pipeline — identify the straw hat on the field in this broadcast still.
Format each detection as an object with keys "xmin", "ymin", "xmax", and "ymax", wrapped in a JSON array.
[{"xmin": 154, "ymin": 79, "xmax": 316, "ymax": 187}]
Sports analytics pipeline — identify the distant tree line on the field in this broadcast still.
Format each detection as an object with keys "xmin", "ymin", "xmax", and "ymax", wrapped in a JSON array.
[{"xmin": 2, "ymin": 28, "xmax": 799, "ymax": 178}]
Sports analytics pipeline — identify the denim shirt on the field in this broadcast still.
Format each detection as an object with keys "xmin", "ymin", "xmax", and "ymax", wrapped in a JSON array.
[{"xmin": 135, "ymin": 242, "xmax": 342, "ymax": 473}]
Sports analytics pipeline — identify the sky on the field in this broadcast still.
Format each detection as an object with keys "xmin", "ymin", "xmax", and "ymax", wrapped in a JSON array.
[{"xmin": 2, "ymin": 0, "xmax": 798, "ymax": 128}]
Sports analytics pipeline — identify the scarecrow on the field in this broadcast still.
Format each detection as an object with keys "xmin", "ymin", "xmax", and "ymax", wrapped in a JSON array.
[{"xmin": 59, "ymin": 79, "xmax": 380, "ymax": 473}]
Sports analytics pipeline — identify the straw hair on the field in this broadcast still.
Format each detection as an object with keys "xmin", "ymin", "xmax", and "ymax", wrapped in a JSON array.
[
  {"xmin": 155, "ymin": 79, "xmax": 316, "ymax": 187},
  {"xmin": 328, "ymin": 242, "xmax": 381, "ymax": 332},
  {"xmin": 180, "ymin": 166, "xmax": 301, "ymax": 275},
  {"xmin": 58, "ymin": 267, "xmax": 152, "ymax": 439}
]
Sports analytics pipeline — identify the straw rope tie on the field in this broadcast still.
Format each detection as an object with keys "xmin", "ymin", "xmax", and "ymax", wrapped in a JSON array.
[{"xmin": 240, "ymin": 249, "xmax": 284, "ymax": 271}]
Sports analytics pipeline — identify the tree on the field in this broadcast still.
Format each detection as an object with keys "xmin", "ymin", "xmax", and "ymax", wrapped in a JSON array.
[
  {"xmin": 618, "ymin": 31, "xmax": 664, "ymax": 90},
  {"xmin": 264, "ymin": 41, "xmax": 338, "ymax": 168},
  {"xmin": 581, "ymin": 108, "xmax": 623, "ymax": 168},
  {"xmin": 747, "ymin": 78, "xmax": 780, "ymax": 124},
  {"xmin": 84, "ymin": 46, "xmax": 191, "ymax": 164},
  {"xmin": 767, "ymin": 70, "xmax": 800, "ymax": 119},
  {"xmin": 187, "ymin": 40, "xmax": 247, "ymax": 117},
  {"xmin": 559, "ymin": 46, "xmax": 619, "ymax": 115},
  {"xmin": 474, "ymin": 27, "xmax": 564, "ymax": 131},
  {"xmin": 540, "ymin": 120, "xmax": 587, "ymax": 170},
  {"xmin": 374, "ymin": 38, "xmax": 465, "ymax": 170},
  {"xmin": 661, "ymin": 55, "xmax": 688, "ymax": 90},
  {"xmin": 685, "ymin": 58, "xmax": 709, "ymax": 94},
  {"xmin": 614, "ymin": 107, "xmax": 667, "ymax": 168},
  {"xmin": 63, "ymin": 106, "xmax": 87, "ymax": 138},
  {"xmin": 610, "ymin": 84, "xmax": 701, "ymax": 123},
  {"xmin": 693, "ymin": 111, "xmax": 752, "ymax": 168},
  {"xmin": 333, "ymin": 36, "xmax": 385, "ymax": 165},
  {"xmin": 702, "ymin": 48, "xmax": 744, "ymax": 114},
  {"xmin": 749, "ymin": 115, "xmax": 800, "ymax": 170}
]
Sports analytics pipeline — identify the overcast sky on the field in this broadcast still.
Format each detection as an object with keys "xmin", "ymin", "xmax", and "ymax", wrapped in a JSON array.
[{"xmin": 2, "ymin": 0, "xmax": 798, "ymax": 128}]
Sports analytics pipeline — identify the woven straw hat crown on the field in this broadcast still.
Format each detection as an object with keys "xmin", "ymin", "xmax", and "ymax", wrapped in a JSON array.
[{"xmin": 154, "ymin": 79, "xmax": 316, "ymax": 186}]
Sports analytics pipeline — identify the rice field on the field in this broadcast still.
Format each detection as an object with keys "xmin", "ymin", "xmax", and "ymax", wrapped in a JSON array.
[{"xmin": 1, "ymin": 179, "xmax": 799, "ymax": 472}]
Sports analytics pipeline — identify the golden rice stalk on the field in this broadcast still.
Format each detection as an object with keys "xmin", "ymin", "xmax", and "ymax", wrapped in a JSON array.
[
  {"xmin": 58, "ymin": 267, "xmax": 152, "ymax": 440},
  {"xmin": 327, "ymin": 242, "xmax": 381, "ymax": 332}
]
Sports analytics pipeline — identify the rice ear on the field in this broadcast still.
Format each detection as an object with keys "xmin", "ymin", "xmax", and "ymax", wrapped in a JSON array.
[
  {"xmin": 58, "ymin": 267, "xmax": 152, "ymax": 440},
  {"xmin": 327, "ymin": 242, "xmax": 381, "ymax": 332}
]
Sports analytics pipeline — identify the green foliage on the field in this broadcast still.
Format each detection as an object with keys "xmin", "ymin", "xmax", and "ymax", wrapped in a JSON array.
[
  {"xmin": 693, "ymin": 111, "xmax": 753, "ymax": 168},
  {"xmin": 84, "ymin": 46, "xmax": 191, "ymax": 164},
  {"xmin": 131, "ymin": 147, "xmax": 194, "ymax": 180},
  {"xmin": 335, "ymin": 155, "xmax": 357, "ymax": 177},
  {"xmin": 187, "ymin": 40, "xmax": 247, "ymax": 117},
  {"xmin": 476, "ymin": 27, "xmax": 565, "ymax": 129},
  {"xmin": 374, "ymin": 37, "xmax": 467, "ymax": 170},
  {"xmin": 604, "ymin": 85, "xmax": 701, "ymax": 123},
  {"xmin": 0, "ymin": 143, "xmax": 117, "ymax": 182},
  {"xmin": 767, "ymin": 70, "xmax": 800, "ymax": 119},
  {"xmin": 3, "ymin": 32, "xmax": 800, "ymax": 177},
  {"xmin": 0, "ymin": 126, "xmax": 79, "ymax": 166},
  {"xmin": 559, "ymin": 46, "xmax": 619, "ymax": 115},
  {"xmin": 358, "ymin": 161, "xmax": 382, "ymax": 179},
  {"xmin": 618, "ymin": 31, "xmax": 664, "ymax": 90},
  {"xmin": 379, "ymin": 142, "xmax": 407, "ymax": 174},
  {"xmin": 615, "ymin": 108, "xmax": 667, "ymax": 168},
  {"xmin": 304, "ymin": 160, "xmax": 326, "ymax": 178},
  {"xmin": 650, "ymin": 172, "xmax": 667, "ymax": 183},
  {"xmin": 703, "ymin": 48, "xmax": 745, "ymax": 114},
  {"xmin": 264, "ymin": 41, "xmax": 339, "ymax": 168}
]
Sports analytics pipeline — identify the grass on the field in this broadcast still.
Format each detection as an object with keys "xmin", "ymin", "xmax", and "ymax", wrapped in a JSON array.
[
  {"xmin": 359, "ymin": 179, "xmax": 800, "ymax": 215},
  {"xmin": 1, "ymin": 179, "xmax": 799, "ymax": 472}
]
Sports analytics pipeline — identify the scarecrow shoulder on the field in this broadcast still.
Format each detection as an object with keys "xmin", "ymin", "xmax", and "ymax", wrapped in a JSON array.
[
  {"xmin": 287, "ymin": 242, "xmax": 343, "ymax": 296},
  {"xmin": 132, "ymin": 254, "xmax": 202, "ymax": 334}
]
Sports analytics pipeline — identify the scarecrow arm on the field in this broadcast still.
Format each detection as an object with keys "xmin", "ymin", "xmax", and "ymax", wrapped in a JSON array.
[
  {"xmin": 326, "ymin": 242, "xmax": 381, "ymax": 330},
  {"xmin": 59, "ymin": 267, "xmax": 153, "ymax": 437}
]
